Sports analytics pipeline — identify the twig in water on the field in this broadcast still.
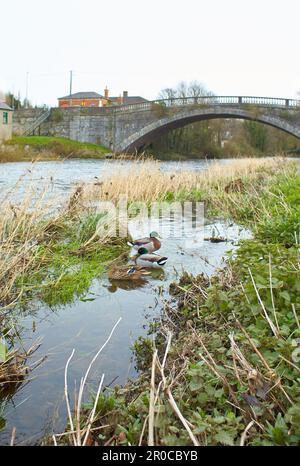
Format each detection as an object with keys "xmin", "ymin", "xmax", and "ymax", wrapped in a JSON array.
[
  {"xmin": 62, "ymin": 318, "xmax": 122, "ymax": 446},
  {"xmin": 64, "ymin": 348, "xmax": 76, "ymax": 445},
  {"xmin": 10, "ymin": 427, "xmax": 16, "ymax": 446},
  {"xmin": 75, "ymin": 317, "xmax": 122, "ymax": 446}
]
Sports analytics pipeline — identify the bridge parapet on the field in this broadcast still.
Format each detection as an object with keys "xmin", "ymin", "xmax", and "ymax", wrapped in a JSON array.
[{"xmin": 113, "ymin": 95, "xmax": 300, "ymax": 113}]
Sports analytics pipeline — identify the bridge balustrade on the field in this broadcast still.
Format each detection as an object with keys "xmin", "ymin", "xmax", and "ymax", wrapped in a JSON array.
[{"xmin": 110, "ymin": 96, "xmax": 300, "ymax": 113}]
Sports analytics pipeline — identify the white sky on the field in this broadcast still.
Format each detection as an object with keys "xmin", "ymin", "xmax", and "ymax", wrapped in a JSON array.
[{"xmin": 1, "ymin": 0, "xmax": 300, "ymax": 106}]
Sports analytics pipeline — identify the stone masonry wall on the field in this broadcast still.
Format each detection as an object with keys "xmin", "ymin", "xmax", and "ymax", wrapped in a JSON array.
[{"xmin": 12, "ymin": 105, "xmax": 300, "ymax": 153}]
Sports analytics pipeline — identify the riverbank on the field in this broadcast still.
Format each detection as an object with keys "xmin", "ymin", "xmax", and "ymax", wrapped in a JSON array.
[
  {"xmin": 0, "ymin": 196, "xmax": 127, "ymax": 403},
  {"xmin": 0, "ymin": 136, "xmax": 109, "ymax": 162},
  {"xmin": 0, "ymin": 157, "xmax": 297, "ymax": 444},
  {"xmin": 55, "ymin": 160, "xmax": 300, "ymax": 446}
]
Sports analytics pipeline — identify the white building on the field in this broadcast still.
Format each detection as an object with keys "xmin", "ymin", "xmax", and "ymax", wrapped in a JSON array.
[{"xmin": 0, "ymin": 102, "xmax": 13, "ymax": 141}]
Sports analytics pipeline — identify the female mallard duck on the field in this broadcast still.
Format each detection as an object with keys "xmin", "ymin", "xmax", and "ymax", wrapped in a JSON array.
[
  {"xmin": 108, "ymin": 263, "xmax": 150, "ymax": 280},
  {"xmin": 127, "ymin": 231, "xmax": 161, "ymax": 253},
  {"xmin": 133, "ymin": 247, "xmax": 168, "ymax": 268}
]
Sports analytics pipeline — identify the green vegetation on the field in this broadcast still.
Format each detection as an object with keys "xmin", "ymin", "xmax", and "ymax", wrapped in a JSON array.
[
  {"xmin": 76, "ymin": 163, "xmax": 300, "ymax": 446},
  {"xmin": 243, "ymin": 120, "xmax": 268, "ymax": 152},
  {"xmin": 13, "ymin": 214, "xmax": 126, "ymax": 307},
  {"xmin": 49, "ymin": 108, "xmax": 64, "ymax": 123},
  {"xmin": 19, "ymin": 238, "xmax": 125, "ymax": 307},
  {"xmin": 152, "ymin": 119, "xmax": 300, "ymax": 159},
  {"xmin": 1, "ymin": 136, "xmax": 109, "ymax": 162}
]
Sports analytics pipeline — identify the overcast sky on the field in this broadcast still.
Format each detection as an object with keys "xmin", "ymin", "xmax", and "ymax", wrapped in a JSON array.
[{"xmin": 1, "ymin": 0, "xmax": 299, "ymax": 106}]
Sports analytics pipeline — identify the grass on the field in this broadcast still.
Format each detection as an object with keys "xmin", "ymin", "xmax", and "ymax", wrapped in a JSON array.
[
  {"xmin": 20, "ymin": 237, "xmax": 126, "ymax": 307},
  {"xmin": 0, "ymin": 197, "xmax": 126, "ymax": 308},
  {"xmin": 59, "ymin": 160, "xmax": 300, "ymax": 446},
  {"xmin": 81, "ymin": 156, "xmax": 284, "ymax": 203},
  {"xmin": 0, "ymin": 136, "xmax": 109, "ymax": 162}
]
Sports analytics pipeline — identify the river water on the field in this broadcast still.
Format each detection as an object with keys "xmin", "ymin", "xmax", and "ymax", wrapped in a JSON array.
[
  {"xmin": 0, "ymin": 158, "xmax": 241, "ymax": 202},
  {"xmin": 0, "ymin": 158, "xmax": 251, "ymax": 445}
]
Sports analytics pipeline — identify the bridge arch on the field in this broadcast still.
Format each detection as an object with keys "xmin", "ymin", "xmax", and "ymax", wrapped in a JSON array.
[{"xmin": 117, "ymin": 106, "xmax": 300, "ymax": 153}]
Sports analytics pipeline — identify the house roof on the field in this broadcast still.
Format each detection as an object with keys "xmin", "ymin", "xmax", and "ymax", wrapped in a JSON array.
[
  {"xmin": 0, "ymin": 101, "xmax": 13, "ymax": 110},
  {"xmin": 58, "ymin": 91, "xmax": 105, "ymax": 100},
  {"xmin": 109, "ymin": 96, "xmax": 149, "ymax": 105}
]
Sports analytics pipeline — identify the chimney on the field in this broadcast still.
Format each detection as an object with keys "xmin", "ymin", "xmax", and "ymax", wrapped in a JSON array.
[
  {"xmin": 123, "ymin": 91, "xmax": 128, "ymax": 99},
  {"xmin": 104, "ymin": 86, "xmax": 109, "ymax": 99}
]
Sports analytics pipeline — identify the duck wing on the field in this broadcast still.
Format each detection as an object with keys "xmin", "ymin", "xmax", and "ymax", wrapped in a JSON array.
[
  {"xmin": 140, "ymin": 253, "xmax": 168, "ymax": 264},
  {"xmin": 128, "ymin": 237, "xmax": 154, "ymax": 249},
  {"xmin": 132, "ymin": 237, "xmax": 151, "ymax": 245}
]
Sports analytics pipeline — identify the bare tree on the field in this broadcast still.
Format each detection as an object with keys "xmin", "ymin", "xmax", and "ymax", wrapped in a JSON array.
[
  {"xmin": 158, "ymin": 88, "xmax": 177, "ymax": 101},
  {"xmin": 177, "ymin": 81, "xmax": 189, "ymax": 99},
  {"xmin": 188, "ymin": 81, "xmax": 214, "ymax": 102},
  {"xmin": 158, "ymin": 80, "xmax": 214, "ymax": 102}
]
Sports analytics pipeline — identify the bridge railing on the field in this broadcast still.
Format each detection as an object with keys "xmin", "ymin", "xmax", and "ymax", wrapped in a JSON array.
[{"xmin": 112, "ymin": 95, "xmax": 300, "ymax": 113}]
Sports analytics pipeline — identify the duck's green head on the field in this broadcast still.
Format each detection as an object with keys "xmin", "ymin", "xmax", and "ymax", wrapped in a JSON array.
[
  {"xmin": 138, "ymin": 247, "xmax": 148, "ymax": 255},
  {"xmin": 150, "ymin": 231, "xmax": 159, "ymax": 238}
]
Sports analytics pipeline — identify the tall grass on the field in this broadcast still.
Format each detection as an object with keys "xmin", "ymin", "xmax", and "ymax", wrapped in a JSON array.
[
  {"xmin": 81, "ymin": 157, "xmax": 285, "ymax": 203},
  {"xmin": 0, "ymin": 183, "xmax": 62, "ymax": 307}
]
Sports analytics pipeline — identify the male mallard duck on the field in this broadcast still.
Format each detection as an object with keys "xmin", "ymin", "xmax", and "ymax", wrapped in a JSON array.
[
  {"xmin": 133, "ymin": 247, "xmax": 168, "ymax": 268},
  {"xmin": 127, "ymin": 231, "xmax": 161, "ymax": 253},
  {"xmin": 108, "ymin": 263, "xmax": 150, "ymax": 280}
]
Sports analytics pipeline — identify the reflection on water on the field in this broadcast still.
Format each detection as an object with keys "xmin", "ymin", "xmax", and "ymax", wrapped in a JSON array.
[
  {"xmin": 107, "ymin": 278, "xmax": 149, "ymax": 292},
  {"xmin": 0, "ymin": 159, "xmax": 251, "ymax": 445}
]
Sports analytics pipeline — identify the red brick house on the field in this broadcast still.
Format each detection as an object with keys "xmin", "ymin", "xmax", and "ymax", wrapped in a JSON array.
[
  {"xmin": 58, "ymin": 91, "xmax": 109, "ymax": 108},
  {"xmin": 58, "ymin": 89, "xmax": 148, "ymax": 108}
]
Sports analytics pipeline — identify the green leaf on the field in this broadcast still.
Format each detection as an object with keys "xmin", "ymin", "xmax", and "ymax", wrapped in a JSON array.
[
  {"xmin": 281, "ymin": 291, "xmax": 291, "ymax": 302},
  {"xmin": 0, "ymin": 339, "xmax": 7, "ymax": 363},
  {"xmin": 214, "ymin": 431, "xmax": 235, "ymax": 445}
]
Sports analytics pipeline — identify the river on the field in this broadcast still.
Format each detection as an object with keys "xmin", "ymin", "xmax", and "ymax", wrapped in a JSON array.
[{"xmin": 0, "ymin": 158, "xmax": 251, "ymax": 445}]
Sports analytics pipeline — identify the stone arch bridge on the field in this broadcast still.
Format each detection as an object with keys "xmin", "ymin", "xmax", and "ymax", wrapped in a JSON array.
[{"xmin": 15, "ymin": 96, "xmax": 300, "ymax": 153}]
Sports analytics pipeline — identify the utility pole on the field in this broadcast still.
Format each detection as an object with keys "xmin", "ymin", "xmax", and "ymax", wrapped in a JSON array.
[
  {"xmin": 69, "ymin": 70, "xmax": 73, "ymax": 96},
  {"xmin": 25, "ymin": 71, "xmax": 29, "ymax": 108},
  {"xmin": 69, "ymin": 70, "xmax": 73, "ymax": 107}
]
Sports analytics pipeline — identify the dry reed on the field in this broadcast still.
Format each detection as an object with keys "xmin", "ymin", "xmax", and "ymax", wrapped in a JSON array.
[{"xmin": 81, "ymin": 157, "xmax": 285, "ymax": 203}]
